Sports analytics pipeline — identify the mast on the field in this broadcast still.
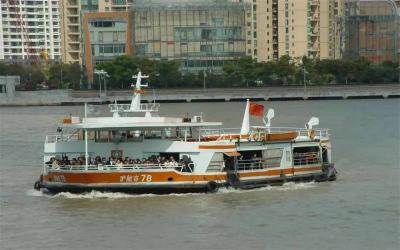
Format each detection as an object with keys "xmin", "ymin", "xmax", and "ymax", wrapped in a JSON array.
[
  {"xmin": 108, "ymin": 71, "xmax": 159, "ymax": 117},
  {"xmin": 130, "ymin": 71, "xmax": 149, "ymax": 111}
]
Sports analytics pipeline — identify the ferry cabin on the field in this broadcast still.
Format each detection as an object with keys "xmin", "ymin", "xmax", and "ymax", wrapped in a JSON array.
[{"xmin": 41, "ymin": 116, "xmax": 334, "ymax": 193}]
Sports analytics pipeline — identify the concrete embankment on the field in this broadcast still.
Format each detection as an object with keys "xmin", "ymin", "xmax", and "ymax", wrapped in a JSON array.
[{"xmin": 1, "ymin": 84, "xmax": 399, "ymax": 106}]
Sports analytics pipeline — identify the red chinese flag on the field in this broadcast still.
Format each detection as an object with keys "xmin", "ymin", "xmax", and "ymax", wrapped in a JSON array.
[{"xmin": 249, "ymin": 102, "xmax": 264, "ymax": 117}]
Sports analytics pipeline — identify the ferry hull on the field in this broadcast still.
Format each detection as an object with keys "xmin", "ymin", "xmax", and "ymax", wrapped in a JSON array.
[
  {"xmin": 35, "ymin": 164, "xmax": 336, "ymax": 194},
  {"xmin": 40, "ymin": 183, "xmax": 215, "ymax": 194}
]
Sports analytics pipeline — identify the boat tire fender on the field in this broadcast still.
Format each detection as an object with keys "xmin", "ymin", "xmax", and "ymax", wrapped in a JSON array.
[
  {"xmin": 34, "ymin": 174, "xmax": 43, "ymax": 191},
  {"xmin": 206, "ymin": 181, "xmax": 218, "ymax": 193},
  {"xmin": 34, "ymin": 180, "xmax": 41, "ymax": 191}
]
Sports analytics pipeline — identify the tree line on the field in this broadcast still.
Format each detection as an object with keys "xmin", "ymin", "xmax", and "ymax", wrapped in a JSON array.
[
  {"xmin": 0, "ymin": 62, "xmax": 84, "ymax": 90},
  {"xmin": 95, "ymin": 55, "xmax": 399, "ymax": 89},
  {"xmin": 0, "ymin": 55, "xmax": 398, "ymax": 90}
]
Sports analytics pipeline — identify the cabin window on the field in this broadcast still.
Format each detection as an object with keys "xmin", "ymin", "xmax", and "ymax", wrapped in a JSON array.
[
  {"xmin": 322, "ymin": 147, "xmax": 329, "ymax": 163},
  {"xmin": 95, "ymin": 131, "xmax": 111, "ymax": 142},
  {"xmin": 293, "ymin": 146, "xmax": 321, "ymax": 166},
  {"xmin": 262, "ymin": 148, "xmax": 283, "ymax": 168},
  {"xmin": 237, "ymin": 150, "xmax": 263, "ymax": 170}
]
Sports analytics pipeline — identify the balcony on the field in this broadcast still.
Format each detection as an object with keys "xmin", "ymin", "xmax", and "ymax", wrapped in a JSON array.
[
  {"xmin": 67, "ymin": 11, "xmax": 79, "ymax": 17},
  {"xmin": 67, "ymin": 39, "xmax": 80, "ymax": 44},
  {"xmin": 67, "ymin": 0, "xmax": 79, "ymax": 7},
  {"xmin": 308, "ymin": 46, "xmax": 319, "ymax": 52},
  {"xmin": 67, "ymin": 22, "xmax": 79, "ymax": 26},
  {"xmin": 112, "ymin": 0, "xmax": 127, "ymax": 5},
  {"xmin": 68, "ymin": 45, "xmax": 80, "ymax": 52},
  {"xmin": 310, "ymin": 29, "xmax": 319, "ymax": 36},
  {"xmin": 310, "ymin": 14, "xmax": 320, "ymax": 21}
]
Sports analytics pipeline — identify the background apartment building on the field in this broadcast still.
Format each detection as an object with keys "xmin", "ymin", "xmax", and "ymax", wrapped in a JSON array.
[
  {"xmin": 248, "ymin": 0, "xmax": 341, "ymax": 62},
  {"xmin": 83, "ymin": 12, "xmax": 133, "ymax": 82},
  {"xmin": 341, "ymin": 0, "xmax": 399, "ymax": 63},
  {"xmin": 0, "ymin": 0, "xmax": 61, "ymax": 63},
  {"xmin": 60, "ymin": 0, "xmax": 132, "ymax": 64},
  {"xmin": 132, "ymin": 0, "xmax": 247, "ymax": 73}
]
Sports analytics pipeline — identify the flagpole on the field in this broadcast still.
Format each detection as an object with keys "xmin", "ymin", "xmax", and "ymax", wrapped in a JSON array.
[
  {"xmin": 84, "ymin": 102, "xmax": 88, "ymax": 170},
  {"xmin": 85, "ymin": 129, "xmax": 88, "ymax": 171},
  {"xmin": 240, "ymin": 99, "xmax": 250, "ymax": 135}
]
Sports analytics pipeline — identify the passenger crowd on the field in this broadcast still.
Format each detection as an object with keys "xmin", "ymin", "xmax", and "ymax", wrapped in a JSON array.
[{"xmin": 46, "ymin": 155, "xmax": 189, "ymax": 168}]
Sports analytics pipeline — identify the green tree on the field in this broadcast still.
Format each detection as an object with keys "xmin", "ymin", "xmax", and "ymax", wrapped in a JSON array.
[
  {"xmin": 96, "ymin": 55, "xmax": 139, "ymax": 89},
  {"xmin": 237, "ymin": 56, "xmax": 257, "ymax": 87},
  {"xmin": 276, "ymin": 55, "xmax": 296, "ymax": 85},
  {"xmin": 223, "ymin": 63, "xmax": 242, "ymax": 87},
  {"xmin": 255, "ymin": 61, "xmax": 278, "ymax": 85},
  {"xmin": 63, "ymin": 63, "xmax": 82, "ymax": 89},
  {"xmin": 156, "ymin": 60, "xmax": 181, "ymax": 88}
]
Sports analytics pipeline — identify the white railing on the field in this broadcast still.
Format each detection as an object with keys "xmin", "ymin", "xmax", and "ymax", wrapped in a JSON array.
[
  {"xmin": 237, "ymin": 159, "xmax": 282, "ymax": 171},
  {"xmin": 293, "ymin": 153, "xmax": 321, "ymax": 166},
  {"xmin": 45, "ymin": 133, "xmax": 80, "ymax": 143},
  {"xmin": 199, "ymin": 128, "xmax": 242, "ymax": 137},
  {"xmin": 199, "ymin": 127, "xmax": 329, "ymax": 140},
  {"xmin": 108, "ymin": 103, "xmax": 160, "ymax": 113},
  {"xmin": 46, "ymin": 163, "xmax": 193, "ymax": 172}
]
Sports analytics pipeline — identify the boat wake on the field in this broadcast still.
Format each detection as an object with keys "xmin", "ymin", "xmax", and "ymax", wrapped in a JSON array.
[
  {"xmin": 26, "ymin": 182, "xmax": 318, "ymax": 199},
  {"xmin": 217, "ymin": 181, "xmax": 318, "ymax": 194}
]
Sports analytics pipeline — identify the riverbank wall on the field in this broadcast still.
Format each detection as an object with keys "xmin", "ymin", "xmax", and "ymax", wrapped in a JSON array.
[{"xmin": 1, "ymin": 84, "xmax": 399, "ymax": 106}]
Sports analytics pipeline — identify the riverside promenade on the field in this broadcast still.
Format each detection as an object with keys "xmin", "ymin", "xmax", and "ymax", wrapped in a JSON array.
[{"xmin": 1, "ymin": 84, "xmax": 399, "ymax": 106}]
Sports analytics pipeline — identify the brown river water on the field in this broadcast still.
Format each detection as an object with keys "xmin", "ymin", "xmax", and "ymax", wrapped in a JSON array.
[{"xmin": 0, "ymin": 99, "xmax": 399, "ymax": 250}]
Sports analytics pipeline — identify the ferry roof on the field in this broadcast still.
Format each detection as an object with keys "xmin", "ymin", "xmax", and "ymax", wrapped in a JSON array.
[
  {"xmin": 61, "ymin": 116, "xmax": 222, "ymax": 130},
  {"xmin": 62, "ymin": 122, "xmax": 222, "ymax": 130}
]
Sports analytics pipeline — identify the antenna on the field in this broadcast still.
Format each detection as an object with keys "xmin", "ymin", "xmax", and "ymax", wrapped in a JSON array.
[
  {"xmin": 263, "ymin": 109, "xmax": 275, "ymax": 128},
  {"xmin": 306, "ymin": 117, "xmax": 319, "ymax": 129}
]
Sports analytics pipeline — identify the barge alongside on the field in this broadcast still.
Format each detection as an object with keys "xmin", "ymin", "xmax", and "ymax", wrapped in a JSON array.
[{"xmin": 34, "ymin": 72, "xmax": 336, "ymax": 194}]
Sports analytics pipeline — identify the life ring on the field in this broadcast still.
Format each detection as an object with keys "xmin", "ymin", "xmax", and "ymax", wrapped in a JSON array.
[{"xmin": 206, "ymin": 181, "xmax": 219, "ymax": 193}]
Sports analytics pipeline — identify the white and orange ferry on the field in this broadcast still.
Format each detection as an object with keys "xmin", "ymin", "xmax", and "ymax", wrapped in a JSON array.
[{"xmin": 34, "ymin": 72, "xmax": 336, "ymax": 194}]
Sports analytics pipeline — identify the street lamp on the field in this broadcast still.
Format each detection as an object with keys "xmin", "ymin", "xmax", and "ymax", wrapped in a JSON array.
[
  {"xmin": 93, "ymin": 69, "xmax": 108, "ymax": 97},
  {"xmin": 203, "ymin": 70, "xmax": 207, "ymax": 90},
  {"xmin": 303, "ymin": 66, "xmax": 307, "ymax": 92},
  {"xmin": 104, "ymin": 73, "xmax": 109, "ymax": 96}
]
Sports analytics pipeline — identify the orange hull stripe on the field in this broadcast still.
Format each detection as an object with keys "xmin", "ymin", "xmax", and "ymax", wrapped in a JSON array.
[
  {"xmin": 44, "ymin": 171, "xmax": 226, "ymax": 184},
  {"xmin": 43, "ymin": 166, "xmax": 322, "ymax": 184},
  {"xmin": 239, "ymin": 166, "xmax": 321, "ymax": 178}
]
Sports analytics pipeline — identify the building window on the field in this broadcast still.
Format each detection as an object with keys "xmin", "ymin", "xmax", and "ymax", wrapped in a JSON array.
[
  {"xmin": 200, "ymin": 44, "xmax": 211, "ymax": 52},
  {"xmin": 98, "ymin": 32, "xmax": 103, "ymax": 42},
  {"xmin": 212, "ymin": 17, "xmax": 224, "ymax": 26},
  {"xmin": 135, "ymin": 44, "xmax": 148, "ymax": 55},
  {"xmin": 201, "ymin": 29, "xmax": 211, "ymax": 40}
]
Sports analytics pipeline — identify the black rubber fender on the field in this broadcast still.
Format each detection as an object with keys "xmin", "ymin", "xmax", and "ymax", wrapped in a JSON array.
[
  {"xmin": 206, "ymin": 181, "xmax": 219, "ymax": 193},
  {"xmin": 34, "ymin": 180, "xmax": 41, "ymax": 191}
]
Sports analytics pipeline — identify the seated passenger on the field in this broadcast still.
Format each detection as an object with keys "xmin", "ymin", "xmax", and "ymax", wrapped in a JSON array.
[{"xmin": 52, "ymin": 159, "xmax": 60, "ymax": 169}]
